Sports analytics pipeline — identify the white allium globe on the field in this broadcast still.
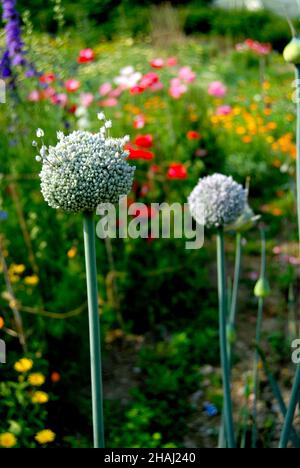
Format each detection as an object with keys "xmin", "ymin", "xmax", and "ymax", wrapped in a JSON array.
[
  {"xmin": 36, "ymin": 121, "xmax": 135, "ymax": 213},
  {"xmin": 188, "ymin": 173, "xmax": 247, "ymax": 229}
]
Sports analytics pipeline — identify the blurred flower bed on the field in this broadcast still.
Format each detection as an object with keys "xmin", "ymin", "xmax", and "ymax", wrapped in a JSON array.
[{"xmin": 0, "ymin": 16, "xmax": 299, "ymax": 447}]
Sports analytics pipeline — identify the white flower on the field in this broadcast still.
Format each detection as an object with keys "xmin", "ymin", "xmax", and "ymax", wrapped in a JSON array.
[
  {"xmin": 57, "ymin": 131, "xmax": 64, "ymax": 140},
  {"xmin": 36, "ymin": 128, "xmax": 44, "ymax": 138},
  {"xmin": 120, "ymin": 66, "xmax": 135, "ymax": 76},
  {"xmin": 97, "ymin": 112, "xmax": 105, "ymax": 121},
  {"xmin": 75, "ymin": 106, "xmax": 86, "ymax": 118},
  {"xmin": 32, "ymin": 141, "xmax": 38, "ymax": 147},
  {"xmin": 105, "ymin": 120, "xmax": 112, "ymax": 129},
  {"xmin": 38, "ymin": 127, "xmax": 136, "ymax": 213},
  {"xmin": 188, "ymin": 173, "xmax": 247, "ymax": 229},
  {"xmin": 35, "ymin": 156, "xmax": 42, "ymax": 162}
]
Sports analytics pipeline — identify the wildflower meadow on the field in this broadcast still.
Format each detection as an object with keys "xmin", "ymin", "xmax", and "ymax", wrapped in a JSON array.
[{"xmin": 2, "ymin": 0, "xmax": 300, "ymax": 451}]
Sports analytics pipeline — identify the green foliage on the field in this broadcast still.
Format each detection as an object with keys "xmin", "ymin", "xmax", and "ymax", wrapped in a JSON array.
[{"xmin": 183, "ymin": 8, "xmax": 292, "ymax": 51}]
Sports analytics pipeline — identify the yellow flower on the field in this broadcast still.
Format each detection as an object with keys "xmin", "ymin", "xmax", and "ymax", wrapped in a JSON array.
[
  {"xmin": 236, "ymin": 126, "xmax": 246, "ymax": 135},
  {"xmin": 28, "ymin": 373, "xmax": 45, "ymax": 387},
  {"xmin": 35, "ymin": 430, "xmax": 56, "ymax": 445},
  {"xmin": 31, "ymin": 391, "xmax": 49, "ymax": 404},
  {"xmin": 0, "ymin": 433, "xmax": 17, "ymax": 448},
  {"xmin": 12, "ymin": 264, "xmax": 26, "ymax": 275},
  {"xmin": 24, "ymin": 275, "xmax": 39, "ymax": 286},
  {"xmin": 14, "ymin": 358, "xmax": 33, "ymax": 373},
  {"xmin": 67, "ymin": 246, "xmax": 78, "ymax": 259}
]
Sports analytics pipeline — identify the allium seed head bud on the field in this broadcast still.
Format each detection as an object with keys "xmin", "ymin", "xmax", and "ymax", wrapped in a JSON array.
[
  {"xmin": 188, "ymin": 173, "xmax": 247, "ymax": 229},
  {"xmin": 36, "ymin": 118, "xmax": 135, "ymax": 213},
  {"xmin": 283, "ymin": 38, "xmax": 300, "ymax": 65}
]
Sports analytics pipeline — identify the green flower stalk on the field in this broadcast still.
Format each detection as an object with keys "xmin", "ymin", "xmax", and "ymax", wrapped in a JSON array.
[
  {"xmin": 217, "ymin": 227, "xmax": 236, "ymax": 449},
  {"xmin": 34, "ymin": 115, "xmax": 135, "ymax": 448},
  {"xmin": 189, "ymin": 174, "xmax": 249, "ymax": 449},
  {"xmin": 279, "ymin": 37, "xmax": 300, "ymax": 449},
  {"xmin": 252, "ymin": 227, "xmax": 269, "ymax": 448}
]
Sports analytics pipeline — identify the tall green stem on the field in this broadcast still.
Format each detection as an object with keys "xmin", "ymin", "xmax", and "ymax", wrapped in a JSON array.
[
  {"xmin": 258, "ymin": 346, "xmax": 300, "ymax": 448},
  {"xmin": 279, "ymin": 364, "xmax": 300, "ymax": 448},
  {"xmin": 83, "ymin": 212, "xmax": 105, "ymax": 449},
  {"xmin": 217, "ymin": 228, "xmax": 236, "ymax": 449},
  {"xmin": 252, "ymin": 228, "xmax": 266, "ymax": 448},
  {"xmin": 279, "ymin": 65, "xmax": 300, "ymax": 448},
  {"xmin": 229, "ymin": 233, "xmax": 242, "ymax": 333},
  {"xmin": 296, "ymin": 65, "xmax": 300, "ymax": 250},
  {"xmin": 252, "ymin": 297, "xmax": 264, "ymax": 448},
  {"xmin": 219, "ymin": 232, "xmax": 242, "ymax": 448}
]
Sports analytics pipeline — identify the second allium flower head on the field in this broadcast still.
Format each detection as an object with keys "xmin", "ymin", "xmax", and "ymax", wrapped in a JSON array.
[
  {"xmin": 188, "ymin": 173, "xmax": 247, "ymax": 229},
  {"xmin": 34, "ymin": 115, "xmax": 135, "ymax": 213}
]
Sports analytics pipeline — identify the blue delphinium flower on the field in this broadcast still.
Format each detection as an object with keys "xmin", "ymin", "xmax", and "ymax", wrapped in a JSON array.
[
  {"xmin": 0, "ymin": 0, "xmax": 37, "ymax": 81},
  {"xmin": 1, "ymin": 1, "xmax": 25, "ymax": 67},
  {"xmin": 0, "ymin": 211, "xmax": 8, "ymax": 221},
  {"xmin": 203, "ymin": 402, "xmax": 218, "ymax": 417}
]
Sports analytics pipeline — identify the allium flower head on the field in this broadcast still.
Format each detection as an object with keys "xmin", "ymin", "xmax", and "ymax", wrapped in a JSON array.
[
  {"xmin": 188, "ymin": 173, "xmax": 247, "ymax": 229},
  {"xmin": 35, "ymin": 116, "xmax": 135, "ymax": 213}
]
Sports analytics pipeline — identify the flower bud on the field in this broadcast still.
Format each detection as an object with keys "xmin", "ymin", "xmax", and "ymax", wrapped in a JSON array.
[
  {"xmin": 283, "ymin": 38, "xmax": 300, "ymax": 65},
  {"xmin": 254, "ymin": 277, "xmax": 270, "ymax": 298}
]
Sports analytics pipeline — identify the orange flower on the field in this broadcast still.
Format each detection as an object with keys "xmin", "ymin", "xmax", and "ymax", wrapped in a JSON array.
[
  {"xmin": 51, "ymin": 372, "xmax": 61, "ymax": 383},
  {"xmin": 242, "ymin": 136, "xmax": 252, "ymax": 143},
  {"xmin": 0, "ymin": 317, "xmax": 4, "ymax": 329}
]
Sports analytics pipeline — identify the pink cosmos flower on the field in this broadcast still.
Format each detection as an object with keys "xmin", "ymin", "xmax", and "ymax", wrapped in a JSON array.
[
  {"xmin": 99, "ymin": 98, "xmax": 118, "ymax": 107},
  {"xmin": 216, "ymin": 105, "xmax": 232, "ymax": 116},
  {"xmin": 78, "ymin": 48, "xmax": 94, "ymax": 63},
  {"xmin": 28, "ymin": 90, "xmax": 41, "ymax": 102},
  {"xmin": 179, "ymin": 66, "xmax": 196, "ymax": 83},
  {"xmin": 80, "ymin": 92, "xmax": 94, "ymax": 107},
  {"xmin": 166, "ymin": 57, "xmax": 178, "ymax": 67},
  {"xmin": 65, "ymin": 79, "xmax": 81, "ymax": 92},
  {"xmin": 150, "ymin": 81, "xmax": 164, "ymax": 92},
  {"xmin": 99, "ymin": 83, "xmax": 112, "ymax": 96},
  {"xmin": 169, "ymin": 78, "xmax": 187, "ymax": 99},
  {"xmin": 133, "ymin": 115, "xmax": 146, "ymax": 129},
  {"xmin": 150, "ymin": 58, "xmax": 164, "ymax": 69},
  {"xmin": 109, "ymin": 88, "xmax": 122, "ymax": 98},
  {"xmin": 51, "ymin": 93, "xmax": 68, "ymax": 107},
  {"xmin": 208, "ymin": 81, "xmax": 227, "ymax": 98}
]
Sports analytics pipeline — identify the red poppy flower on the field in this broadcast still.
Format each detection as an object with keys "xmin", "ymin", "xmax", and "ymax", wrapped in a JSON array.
[
  {"xmin": 125, "ymin": 143, "xmax": 155, "ymax": 161},
  {"xmin": 130, "ymin": 85, "xmax": 145, "ymax": 95},
  {"xmin": 167, "ymin": 163, "xmax": 187, "ymax": 180},
  {"xmin": 134, "ymin": 134, "xmax": 153, "ymax": 148},
  {"xmin": 187, "ymin": 131, "xmax": 201, "ymax": 141},
  {"xmin": 65, "ymin": 79, "xmax": 81, "ymax": 92},
  {"xmin": 140, "ymin": 73, "xmax": 159, "ymax": 89},
  {"xmin": 77, "ymin": 48, "xmax": 94, "ymax": 63},
  {"xmin": 39, "ymin": 73, "xmax": 56, "ymax": 84}
]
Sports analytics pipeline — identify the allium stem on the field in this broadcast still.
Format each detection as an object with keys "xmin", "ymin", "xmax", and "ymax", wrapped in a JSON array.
[
  {"xmin": 279, "ymin": 363, "xmax": 300, "ymax": 448},
  {"xmin": 279, "ymin": 65, "xmax": 300, "ymax": 449},
  {"xmin": 229, "ymin": 233, "xmax": 242, "ymax": 333},
  {"xmin": 83, "ymin": 212, "xmax": 105, "ymax": 449},
  {"xmin": 258, "ymin": 346, "xmax": 300, "ymax": 448},
  {"xmin": 296, "ymin": 65, "xmax": 300, "ymax": 251},
  {"xmin": 217, "ymin": 228, "xmax": 236, "ymax": 449},
  {"xmin": 219, "ymin": 232, "xmax": 242, "ymax": 448},
  {"xmin": 252, "ymin": 228, "xmax": 266, "ymax": 448}
]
